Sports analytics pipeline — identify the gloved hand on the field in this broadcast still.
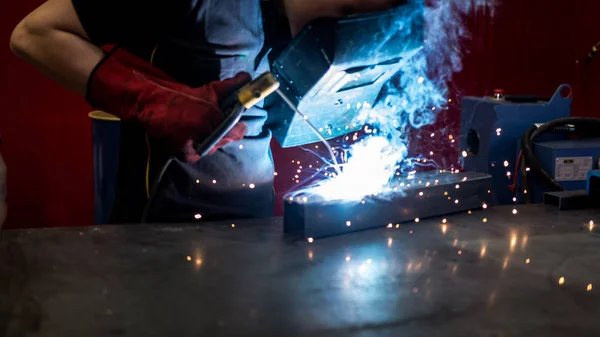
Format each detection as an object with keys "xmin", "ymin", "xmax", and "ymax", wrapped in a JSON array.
[{"xmin": 87, "ymin": 47, "xmax": 250, "ymax": 163}]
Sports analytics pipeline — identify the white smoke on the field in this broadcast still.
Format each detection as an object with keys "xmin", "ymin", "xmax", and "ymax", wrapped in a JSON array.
[{"xmin": 291, "ymin": 0, "xmax": 496, "ymax": 202}]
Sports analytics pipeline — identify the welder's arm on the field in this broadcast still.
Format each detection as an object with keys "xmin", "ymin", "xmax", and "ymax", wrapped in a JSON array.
[
  {"xmin": 10, "ymin": 0, "xmax": 247, "ymax": 162},
  {"xmin": 86, "ymin": 48, "xmax": 249, "ymax": 161},
  {"xmin": 9, "ymin": 0, "xmax": 102, "ymax": 96}
]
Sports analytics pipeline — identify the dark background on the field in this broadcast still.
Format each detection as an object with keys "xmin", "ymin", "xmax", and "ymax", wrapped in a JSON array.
[{"xmin": 1, "ymin": 0, "xmax": 599, "ymax": 229}]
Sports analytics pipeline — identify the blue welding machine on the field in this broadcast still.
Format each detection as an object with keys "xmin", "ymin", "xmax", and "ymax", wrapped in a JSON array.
[
  {"xmin": 460, "ymin": 85, "xmax": 572, "ymax": 205},
  {"xmin": 521, "ymin": 138, "xmax": 600, "ymax": 203}
]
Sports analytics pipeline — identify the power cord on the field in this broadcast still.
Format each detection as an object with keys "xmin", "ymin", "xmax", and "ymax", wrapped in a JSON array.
[{"xmin": 520, "ymin": 117, "xmax": 600, "ymax": 195}]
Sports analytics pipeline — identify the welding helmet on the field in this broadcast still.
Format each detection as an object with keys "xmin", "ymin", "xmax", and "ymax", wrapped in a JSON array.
[{"xmin": 265, "ymin": 0, "xmax": 424, "ymax": 148}]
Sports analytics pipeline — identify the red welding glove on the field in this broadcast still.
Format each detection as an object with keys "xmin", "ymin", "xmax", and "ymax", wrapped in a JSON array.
[{"xmin": 87, "ymin": 47, "xmax": 250, "ymax": 163}]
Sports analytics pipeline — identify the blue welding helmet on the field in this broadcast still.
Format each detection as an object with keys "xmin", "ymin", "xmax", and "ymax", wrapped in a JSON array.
[{"xmin": 266, "ymin": 1, "xmax": 424, "ymax": 148}]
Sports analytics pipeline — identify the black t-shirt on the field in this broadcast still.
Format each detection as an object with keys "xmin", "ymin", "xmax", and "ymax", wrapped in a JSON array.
[{"xmin": 73, "ymin": 0, "xmax": 279, "ymax": 223}]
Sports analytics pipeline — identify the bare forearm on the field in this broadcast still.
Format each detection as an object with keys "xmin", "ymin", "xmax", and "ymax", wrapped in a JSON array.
[{"xmin": 10, "ymin": 0, "xmax": 104, "ymax": 96}]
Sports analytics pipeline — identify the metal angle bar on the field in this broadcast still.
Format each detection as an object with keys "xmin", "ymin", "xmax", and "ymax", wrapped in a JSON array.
[{"xmin": 284, "ymin": 171, "xmax": 493, "ymax": 239}]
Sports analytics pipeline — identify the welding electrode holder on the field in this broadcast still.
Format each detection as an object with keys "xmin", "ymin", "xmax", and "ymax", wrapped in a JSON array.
[
  {"xmin": 141, "ymin": 72, "xmax": 280, "ymax": 223},
  {"xmin": 192, "ymin": 72, "xmax": 280, "ymax": 157}
]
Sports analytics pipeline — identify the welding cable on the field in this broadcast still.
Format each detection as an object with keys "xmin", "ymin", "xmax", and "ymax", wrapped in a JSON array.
[
  {"xmin": 508, "ymin": 150, "xmax": 523, "ymax": 196},
  {"xmin": 520, "ymin": 117, "xmax": 600, "ymax": 193},
  {"xmin": 520, "ymin": 151, "xmax": 531, "ymax": 204}
]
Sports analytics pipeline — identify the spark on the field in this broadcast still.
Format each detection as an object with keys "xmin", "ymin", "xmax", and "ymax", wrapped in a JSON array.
[
  {"xmin": 457, "ymin": 250, "xmax": 462, "ymax": 255},
  {"xmin": 195, "ymin": 179, "xmax": 200, "ymax": 184},
  {"xmin": 590, "ymin": 221, "xmax": 595, "ymax": 231},
  {"xmin": 212, "ymin": 180, "xmax": 217, "ymax": 184},
  {"xmin": 454, "ymin": 199, "xmax": 459, "ymax": 204},
  {"xmin": 387, "ymin": 223, "xmax": 393, "ymax": 228},
  {"xmin": 558, "ymin": 277, "xmax": 565, "ymax": 285},
  {"xmin": 480, "ymin": 246, "xmax": 487, "ymax": 258},
  {"xmin": 526, "ymin": 167, "xmax": 531, "ymax": 172},
  {"xmin": 274, "ymin": 172, "xmax": 278, "ymax": 176},
  {"xmin": 415, "ymin": 218, "xmax": 420, "ymax": 223},
  {"xmin": 483, "ymin": 218, "xmax": 488, "ymax": 223},
  {"xmin": 299, "ymin": 137, "xmax": 407, "ymax": 201},
  {"xmin": 419, "ymin": 192, "xmax": 424, "ymax": 196},
  {"xmin": 249, "ymin": 184, "xmax": 256, "ymax": 189},
  {"xmin": 525, "ymin": 258, "xmax": 531, "ymax": 264},
  {"xmin": 396, "ymin": 224, "xmax": 400, "ymax": 229},
  {"xmin": 283, "ymin": 0, "xmax": 495, "ymax": 203},
  {"xmin": 455, "ymin": 184, "xmax": 460, "ymax": 189},
  {"xmin": 239, "ymin": 145, "xmax": 244, "ymax": 150},
  {"xmin": 231, "ymin": 224, "xmax": 236, "ymax": 228},
  {"xmin": 442, "ymin": 218, "xmax": 447, "ymax": 223},
  {"xmin": 186, "ymin": 256, "xmax": 192, "ymax": 261},
  {"xmin": 307, "ymin": 237, "xmax": 314, "ymax": 243},
  {"xmin": 346, "ymin": 221, "xmax": 352, "ymax": 227},
  {"xmin": 194, "ymin": 214, "xmax": 202, "ymax": 220},
  {"xmin": 588, "ymin": 283, "xmax": 593, "ymax": 291},
  {"xmin": 512, "ymin": 197, "xmax": 517, "ymax": 202},
  {"xmin": 482, "ymin": 203, "xmax": 488, "ymax": 209},
  {"xmin": 503, "ymin": 161, "xmax": 509, "ymax": 167},
  {"xmin": 512, "ymin": 209, "xmax": 518, "ymax": 215}
]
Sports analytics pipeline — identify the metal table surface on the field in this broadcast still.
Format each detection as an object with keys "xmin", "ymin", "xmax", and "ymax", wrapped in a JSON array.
[{"xmin": 1, "ymin": 204, "xmax": 600, "ymax": 337}]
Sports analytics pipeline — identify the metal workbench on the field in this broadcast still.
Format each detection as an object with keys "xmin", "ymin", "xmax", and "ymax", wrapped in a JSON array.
[{"xmin": 1, "ymin": 204, "xmax": 600, "ymax": 336}]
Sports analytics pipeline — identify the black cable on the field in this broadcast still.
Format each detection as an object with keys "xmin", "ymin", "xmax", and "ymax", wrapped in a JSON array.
[
  {"xmin": 520, "ymin": 117, "xmax": 600, "ymax": 193},
  {"xmin": 520, "ymin": 149, "xmax": 531, "ymax": 204}
]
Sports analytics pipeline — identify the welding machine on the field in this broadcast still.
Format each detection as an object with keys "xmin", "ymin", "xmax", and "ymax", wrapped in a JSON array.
[
  {"xmin": 522, "ymin": 138, "xmax": 600, "ymax": 203},
  {"xmin": 460, "ymin": 85, "xmax": 572, "ymax": 205},
  {"xmin": 516, "ymin": 117, "xmax": 600, "ymax": 208}
]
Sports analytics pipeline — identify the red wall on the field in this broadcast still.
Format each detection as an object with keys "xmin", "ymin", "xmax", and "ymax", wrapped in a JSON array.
[
  {"xmin": 2, "ymin": 0, "xmax": 600, "ymax": 229},
  {"xmin": 1, "ymin": 0, "xmax": 94, "ymax": 229}
]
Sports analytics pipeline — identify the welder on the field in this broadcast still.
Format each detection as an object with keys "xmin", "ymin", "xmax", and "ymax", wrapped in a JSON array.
[{"xmin": 10, "ymin": 0, "xmax": 401, "ymax": 224}]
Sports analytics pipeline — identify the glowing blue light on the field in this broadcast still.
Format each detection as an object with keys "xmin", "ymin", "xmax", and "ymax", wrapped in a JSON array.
[{"xmin": 287, "ymin": 0, "xmax": 496, "ymax": 203}]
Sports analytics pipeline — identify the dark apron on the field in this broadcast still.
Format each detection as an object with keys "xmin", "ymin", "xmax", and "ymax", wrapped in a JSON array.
[{"xmin": 110, "ymin": 0, "xmax": 276, "ymax": 224}]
